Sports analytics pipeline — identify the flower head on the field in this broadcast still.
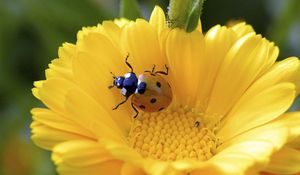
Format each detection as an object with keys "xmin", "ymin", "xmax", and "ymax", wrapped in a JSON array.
[{"xmin": 31, "ymin": 6, "xmax": 300, "ymax": 175}]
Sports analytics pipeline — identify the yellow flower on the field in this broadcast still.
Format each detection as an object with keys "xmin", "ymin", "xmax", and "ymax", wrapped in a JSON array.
[{"xmin": 31, "ymin": 6, "xmax": 300, "ymax": 175}]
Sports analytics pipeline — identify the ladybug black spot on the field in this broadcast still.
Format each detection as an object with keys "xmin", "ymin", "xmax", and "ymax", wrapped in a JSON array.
[
  {"xmin": 139, "ymin": 105, "xmax": 145, "ymax": 109},
  {"xmin": 158, "ymin": 107, "xmax": 164, "ymax": 111},
  {"xmin": 150, "ymin": 98, "xmax": 157, "ymax": 103},
  {"xmin": 156, "ymin": 81, "xmax": 161, "ymax": 88}
]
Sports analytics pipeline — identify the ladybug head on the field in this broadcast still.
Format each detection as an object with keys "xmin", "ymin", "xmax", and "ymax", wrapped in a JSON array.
[
  {"xmin": 114, "ymin": 76, "xmax": 125, "ymax": 89},
  {"xmin": 110, "ymin": 72, "xmax": 138, "ymax": 97}
]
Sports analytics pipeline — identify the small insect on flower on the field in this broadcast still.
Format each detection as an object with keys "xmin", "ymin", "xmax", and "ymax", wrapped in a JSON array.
[{"xmin": 108, "ymin": 54, "xmax": 173, "ymax": 118}]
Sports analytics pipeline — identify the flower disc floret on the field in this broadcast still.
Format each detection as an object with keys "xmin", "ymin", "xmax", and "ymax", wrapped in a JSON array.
[{"xmin": 129, "ymin": 106, "xmax": 219, "ymax": 161}]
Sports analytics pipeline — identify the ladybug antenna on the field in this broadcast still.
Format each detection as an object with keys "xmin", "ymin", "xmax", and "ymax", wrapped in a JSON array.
[
  {"xmin": 151, "ymin": 64, "xmax": 156, "ymax": 73},
  {"xmin": 125, "ymin": 54, "xmax": 133, "ymax": 72},
  {"xmin": 110, "ymin": 72, "xmax": 116, "ymax": 79},
  {"xmin": 144, "ymin": 64, "xmax": 156, "ymax": 73},
  {"xmin": 155, "ymin": 64, "xmax": 169, "ymax": 75},
  {"xmin": 108, "ymin": 72, "xmax": 116, "ymax": 89}
]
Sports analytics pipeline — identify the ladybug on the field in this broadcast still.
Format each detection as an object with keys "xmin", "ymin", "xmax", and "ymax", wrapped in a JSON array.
[{"xmin": 108, "ymin": 54, "xmax": 172, "ymax": 118}]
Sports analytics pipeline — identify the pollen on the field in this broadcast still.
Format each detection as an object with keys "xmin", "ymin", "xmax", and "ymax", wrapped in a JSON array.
[{"xmin": 128, "ymin": 106, "xmax": 220, "ymax": 161}]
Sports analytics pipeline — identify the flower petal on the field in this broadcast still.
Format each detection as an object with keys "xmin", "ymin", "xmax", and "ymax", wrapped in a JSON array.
[
  {"xmin": 165, "ymin": 28, "xmax": 205, "ymax": 105},
  {"xmin": 212, "ymin": 140, "xmax": 280, "ymax": 175},
  {"xmin": 64, "ymin": 87, "xmax": 127, "ymax": 144},
  {"xmin": 231, "ymin": 23, "xmax": 279, "ymax": 77},
  {"xmin": 215, "ymin": 116, "xmax": 291, "ymax": 174},
  {"xmin": 289, "ymin": 59, "xmax": 300, "ymax": 94},
  {"xmin": 45, "ymin": 43, "xmax": 76, "ymax": 80},
  {"xmin": 52, "ymin": 140, "xmax": 123, "ymax": 175},
  {"xmin": 114, "ymin": 18, "xmax": 130, "ymax": 28},
  {"xmin": 76, "ymin": 31, "xmax": 126, "ymax": 75},
  {"xmin": 265, "ymin": 147, "xmax": 300, "ymax": 174},
  {"xmin": 32, "ymin": 80, "xmax": 43, "ymax": 100},
  {"xmin": 244, "ymin": 57, "xmax": 299, "ymax": 96},
  {"xmin": 37, "ymin": 78, "xmax": 76, "ymax": 115},
  {"xmin": 258, "ymin": 42, "xmax": 279, "ymax": 77},
  {"xmin": 218, "ymin": 57, "xmax": 299, "ymax": 140},
  {"xmin": 197, "ymin": 25, "xmax": 237, "ymax": 108},
  {"xmin": 33, "ymin": 78, "xmax": 117, "ymax": 140},
  {"xmin": 101, "ymin": 140, "xmax": 144, "ymax": 166},
  {"xmin": 218, "ymin": 120, "xmax": 289, "ymax": 152},
  {"xmin": 120, "ymin": 19, "xmax": 165, "ymax": 73},
  {"xmin": 75, "ymin": 32, "xmax": 132, "ymax": 132},
  {"xmin": 170, "ymin": 161, "xmax": 226, "ymax": 175},
  {"xmin": 230, "ymin": 22, "xmax": 255, "ymax": 38},
  {"xmin": 143, "ymin": 161, "xmax": 175, "ymax": 175},
  {"xmin": 149, "ymin": 6, "xmax": 166, "ymax": 34},
  {"xmin": 31, "ymin": 108, "xmax": 95, "ymax": 139},
  {"xmin": 206, "ymin": 34, "xmax": 278, "ymax": 119},
  {"xmin": 218, "ymin": 82, "xmax": 295, "ymax": 141},
  {"xmin": 100, "ymin": 21, "xmax": 123, "ymax": 47},
  {"xmin": 30, "ymin": 121, "xmax": 88, "ymax": 150},
  {"xmin": 77, "ymin": 26, "xmax": 97, "ymax": 41},
  {"xmin": 121, "ymin": 163, "xmax": 146, "ymax": 175},
  {"xmin": 196, "ymin": 19, "xmax": 202, "ymax": 33},
  {"xmin": 273, "ymin": 112, "xmax": 300, "ymax": 145},
  {"xmin": 296, "ymin": 66, "xmax": 300, "ymax": 94}
]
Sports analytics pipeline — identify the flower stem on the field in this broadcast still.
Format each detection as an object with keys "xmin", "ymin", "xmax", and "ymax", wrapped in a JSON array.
[{"xmin": 168, "ymin": 0, "xmax": 206, "ymax": 32}]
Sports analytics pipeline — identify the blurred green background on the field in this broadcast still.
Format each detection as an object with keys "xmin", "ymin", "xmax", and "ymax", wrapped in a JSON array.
[{"xmin": 0, "ymin": 0, "xmax": 299, "ymax": 174}]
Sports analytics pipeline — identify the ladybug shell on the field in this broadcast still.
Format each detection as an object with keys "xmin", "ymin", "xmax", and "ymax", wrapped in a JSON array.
[{"xmin": 132, "ymin": 72, "xmax": 172, "ymax": 112}]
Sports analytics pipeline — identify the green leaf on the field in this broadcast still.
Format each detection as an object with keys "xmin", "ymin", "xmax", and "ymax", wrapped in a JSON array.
[
  {"xmin": 120, "ymin": 0, "xmax": 142, "ymax": 20},
  {"xmin": 186, "ymin": 0, "xmax": 205, "ymax": 32}
]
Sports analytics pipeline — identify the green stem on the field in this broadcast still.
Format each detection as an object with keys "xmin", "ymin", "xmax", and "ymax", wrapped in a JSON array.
[{"xmin": 168, "ymin": 0, "xmax": 206, "ymax": 32}]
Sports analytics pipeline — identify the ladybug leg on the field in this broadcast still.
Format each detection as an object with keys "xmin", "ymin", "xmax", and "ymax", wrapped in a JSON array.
[
  {"xmin": 155, "ymin": 64, "xmax": 169, "ymax": 75},
  {"xmin": 112, "ymin": 97, "xmax": 129, "ymax": 110},
  {"xmin": 125, "ymin": 54, "xmax": 134, "ymax": 72},
  {"xmin": 131, "ymin": 102, "xmax": 139, "ymax": 118}
]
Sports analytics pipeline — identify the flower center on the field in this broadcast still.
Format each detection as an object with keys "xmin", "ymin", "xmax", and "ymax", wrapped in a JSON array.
[{"xmin": 128, "ymin": 106, "xmax": 220, "ymax": 161}]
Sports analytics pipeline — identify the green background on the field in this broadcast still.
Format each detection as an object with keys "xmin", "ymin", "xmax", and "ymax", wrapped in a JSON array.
[{"xmin": 0, "ymin": 0, "xmax": 299, "ymax": 174}]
